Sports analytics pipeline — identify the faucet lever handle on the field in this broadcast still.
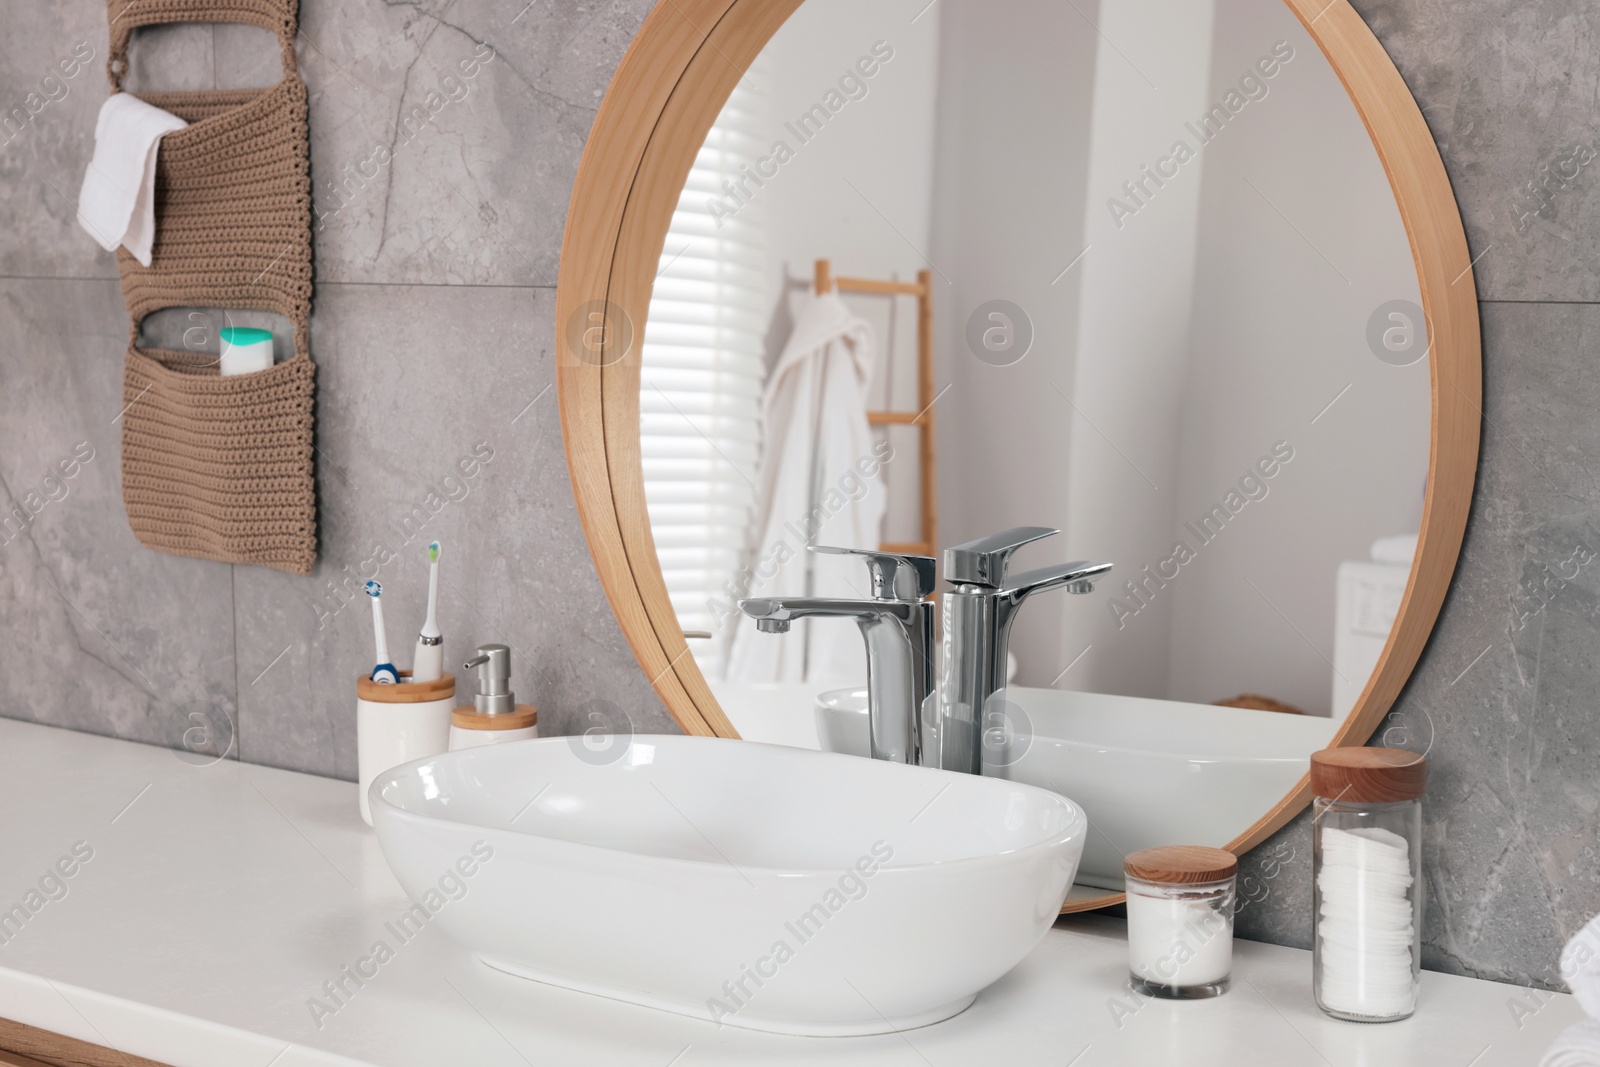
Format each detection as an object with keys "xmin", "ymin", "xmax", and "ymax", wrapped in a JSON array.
[
  {"xmin": 809, "ymin": 545, "xmax": 937, "ymax": 600},
  {"xmin": 944, "ymin": 526, "xmax": 1058, "ymax": 587}
]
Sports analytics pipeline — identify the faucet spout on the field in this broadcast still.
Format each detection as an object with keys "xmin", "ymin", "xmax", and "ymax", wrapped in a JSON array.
[
  {"xmin": 1002, "ymin": 560, "xmax": 1113, "ymax": 597},
  {"xmin": 997, "ymin": 560, "xmax": 1114, "ymax": 622},
  {"xmin": 738, "ymin": 593, "xmax": 934, "ymax": 765},
  {"xmin": 739, "ymin": 596, "xmax": 919, "ymax": 625}
]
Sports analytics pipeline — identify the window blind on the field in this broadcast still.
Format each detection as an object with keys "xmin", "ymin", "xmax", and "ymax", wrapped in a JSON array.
[{"xmin": 641, "ymin": 75, "xmax": 771, "ymax": 680}]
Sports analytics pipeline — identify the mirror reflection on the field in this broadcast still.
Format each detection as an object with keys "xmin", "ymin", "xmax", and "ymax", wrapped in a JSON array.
[{"xmin": 639, "ymin": 0, "xmax": 1430, "ymax": 888}]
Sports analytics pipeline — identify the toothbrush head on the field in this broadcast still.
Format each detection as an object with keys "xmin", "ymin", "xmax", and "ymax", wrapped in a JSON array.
[
  {"xmin": 427, "ymin": 541, "xmax": 441, "ymax": 563},
  {"xmin": 365, "ymin": 580, "xmax": 382, "ymax": 598}
]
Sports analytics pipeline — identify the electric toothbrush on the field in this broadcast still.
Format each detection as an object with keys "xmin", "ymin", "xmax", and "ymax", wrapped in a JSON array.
[
  {"xmin": 411, "ymin": 541, "xmax": 444, "ymax": 683},
  {"xmin": 365, "ymin": 580, "xmax": 399, "ymax": 684}
]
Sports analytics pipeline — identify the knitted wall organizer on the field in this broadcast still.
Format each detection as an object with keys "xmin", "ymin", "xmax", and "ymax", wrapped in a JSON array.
[{"xmin": 105, "ymin": 0, "xmax": 317, "ymax": 575}]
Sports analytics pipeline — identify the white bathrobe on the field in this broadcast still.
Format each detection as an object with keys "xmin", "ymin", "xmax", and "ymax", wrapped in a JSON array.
[{"xmin": 724, "ymin": 292, "xmax": 887, "ymax": 684}]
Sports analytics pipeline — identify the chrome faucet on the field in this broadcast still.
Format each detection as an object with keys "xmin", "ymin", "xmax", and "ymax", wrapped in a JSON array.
[
  {"xmin": 935, "ymin": 527, "xmax": 1111, "ymax": 774},
  {"xmin": 738, "ymin": 547, "xmax": 936, "ymax": 764},
  {"xmin": 738, "ymin": 532, "xmax": 1108, "ymax": 775}
]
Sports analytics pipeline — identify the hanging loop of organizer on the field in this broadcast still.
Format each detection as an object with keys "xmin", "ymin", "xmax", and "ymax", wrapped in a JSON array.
[
  {"xmin": 106, "ymin": 0, "xmax": 300, "ymax": 90},
  {"xmin": 102, "ymin": 0, "xmax": 318, "ymax": 576}
]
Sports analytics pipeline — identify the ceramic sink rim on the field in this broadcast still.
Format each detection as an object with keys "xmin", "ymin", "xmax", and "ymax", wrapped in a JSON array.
[
  {"xmin": 1018, "ymin": 740, "xmax": 1313, "ymax": 764},
  {"xmin": 370, "ymin": 735, "xmax": 1088, "ymax": 877},
  {"xmin": 816, "ymin": 687, "xmax": 1330, "ymax": 763}
]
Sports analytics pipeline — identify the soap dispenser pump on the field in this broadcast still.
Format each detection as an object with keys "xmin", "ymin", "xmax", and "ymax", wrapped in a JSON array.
[{"xmin": 448, "ymin": 643, "xmax": 538, "ymax": 750}]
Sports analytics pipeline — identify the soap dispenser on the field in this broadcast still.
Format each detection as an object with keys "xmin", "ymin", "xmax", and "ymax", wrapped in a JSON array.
[{"xmin": 448, "ymin": 643, "xmax": 538, "ymax": 750}]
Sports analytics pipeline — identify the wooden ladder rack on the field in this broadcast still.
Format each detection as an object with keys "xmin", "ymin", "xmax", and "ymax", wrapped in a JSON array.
[{"xmin": 814, "ymin": 258, "xmax": 937, "ymax": 560}]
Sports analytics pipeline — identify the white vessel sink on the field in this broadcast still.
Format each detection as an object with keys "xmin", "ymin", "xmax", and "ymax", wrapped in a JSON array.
[
  {"xmin": 370, "ymin": 735, "xmax": 1086, "ymax": 1035},
  {"xmin": 817, "ymin": 687, "xmax": 1338, "ymax": 890}
]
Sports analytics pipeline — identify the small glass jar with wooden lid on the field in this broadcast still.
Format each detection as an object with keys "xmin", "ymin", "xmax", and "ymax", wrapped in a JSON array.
[
  {"xmin": 1123, "ymin": 845, "xmax": 1238, "ymax": 999},
  {"xmin": 1311, "ymin": 747, "xmax": 1426, "ymax": 1022}
]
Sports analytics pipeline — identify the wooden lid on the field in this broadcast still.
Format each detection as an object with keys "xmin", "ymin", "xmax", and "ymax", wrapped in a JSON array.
[
  {"xmin": 452, "ymin": 705, "xmax": 538, "ymax": 731},
  {"xmin": 1124, "ymin": 846, "xmax": 1238, "ymax": 885},
  {"xmin": 357, "ymin": 671, "xmax": 455, "ymax": 703},
  {"xmin": 1310, "ymin": 747, "xmax": 1426, "ymax": 802},
  {"xmin": 1214, "ymin": 692, "xmax": 1305, "ymax": 715}
]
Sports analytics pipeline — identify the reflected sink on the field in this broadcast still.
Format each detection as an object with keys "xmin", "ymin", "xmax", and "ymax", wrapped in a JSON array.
[
  {"xmin": 370, "ymin": 735, "xmax": 1086, "ymax": 1035},
  {"xmin": 817, "ymin": 687, "xmax": 1338, "ymax": 890}
]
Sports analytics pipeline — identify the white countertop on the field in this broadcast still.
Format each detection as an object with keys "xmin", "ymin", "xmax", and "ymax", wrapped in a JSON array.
[{"xmin": 0, "ymin": 719, "xmax": 1578, "ymax": 1066}]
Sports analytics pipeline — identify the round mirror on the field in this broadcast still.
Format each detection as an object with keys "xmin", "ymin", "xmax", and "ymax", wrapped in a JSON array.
[{"xmin": 558, "ymin": 0, "xmax": 1479, "ymax": 907}]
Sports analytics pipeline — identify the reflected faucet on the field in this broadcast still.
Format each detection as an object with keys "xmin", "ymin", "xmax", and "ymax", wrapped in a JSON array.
[
  {"xmin": 936, "ymin": 527, "xmax": 1112, "ymax": 774},
  {"xmin": 739, "ymin": 532, "xmax": 1109, "ymax": 776},
  {"xmin": 738, "ymin": 547, "xmax": 936, "ymax": 764}
]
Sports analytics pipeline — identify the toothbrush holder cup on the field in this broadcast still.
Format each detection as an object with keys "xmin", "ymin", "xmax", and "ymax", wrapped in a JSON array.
[{"xmin": 356, "ymin": 671, "xmax": 455, "ymax": 826}]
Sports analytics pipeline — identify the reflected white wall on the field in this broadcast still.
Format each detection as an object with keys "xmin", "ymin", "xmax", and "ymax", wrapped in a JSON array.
[
  {"xmin": 1055, "ymin": 0, "xmax": 1219, "ymax": 700},
  {"xmin": 929, "ymin": 0, "xmax": 1103, "ymax": 684},
  {"xmin": 1162, "ymin": 0, "xmax": 1428, "ymax": 715}
]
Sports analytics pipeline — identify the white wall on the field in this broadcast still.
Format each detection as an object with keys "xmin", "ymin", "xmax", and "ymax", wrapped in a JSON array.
[
  {"xmin": 1053, "ymin": 0, "xmax": 1220, "ymax": 699},
  {"xmin": 1159, "ymin": 0, "xmax": 1429, "ymax": 714},
  {"xmin": 927, "ymin": 0, "xmax": 1104, "ymax": 683},
  {"xmin": 928, "ymin": 0, "xmax": 1218, "ymax": 693}
]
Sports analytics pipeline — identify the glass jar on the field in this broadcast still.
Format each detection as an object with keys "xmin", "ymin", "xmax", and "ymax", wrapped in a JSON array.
[
  {"xmin": 1311, "ymin": 747, "xmax": 1426, "ymax": 1022},
  {"xmin": 1124, "ymin": 846, "xmax": 1237, "ymax": 999}
]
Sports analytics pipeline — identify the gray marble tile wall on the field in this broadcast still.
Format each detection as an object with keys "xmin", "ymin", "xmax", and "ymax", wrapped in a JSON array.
[
  {"xmin": 0, "ymin": 0, "xmax": 1594, "ymax": 991},
  {"xmin": 0, "ymin": 0, "xmax": 675, "ymax": 783}
]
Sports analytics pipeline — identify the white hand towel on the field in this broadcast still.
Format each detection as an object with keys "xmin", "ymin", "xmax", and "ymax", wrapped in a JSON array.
[
  {"xmin": 77, "ymin": 92, "xmax": 187, "ymax": 266},
  {"xmin": 1562, "ymin": 914, "xmax": 1600, "ymax": 1018},
  {"xmin": 1542, "ymin": 1019, "xmax": 1600, "ymax": 1067}
]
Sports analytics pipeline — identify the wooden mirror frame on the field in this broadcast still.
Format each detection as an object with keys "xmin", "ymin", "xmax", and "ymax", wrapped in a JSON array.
[{"xmin": 556, "ymin": 0, "xmax": 1481, "ymax": 911}]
